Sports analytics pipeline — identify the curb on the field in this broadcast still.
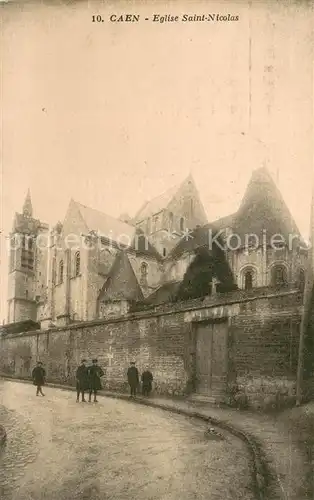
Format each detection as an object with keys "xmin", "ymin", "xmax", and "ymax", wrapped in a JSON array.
[
  {"xmin": 107, "ymin": 395, "xmax": 268, "ymax": 500},
  {"xmin": 0, "ymin": 376, "xmax": 271, "ymax": 499}
]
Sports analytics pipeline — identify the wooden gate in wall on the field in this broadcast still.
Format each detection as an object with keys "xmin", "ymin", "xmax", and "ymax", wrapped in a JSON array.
[{"xmin": 194, "ymin": 320, "xmax": 228, "ymax": 400}]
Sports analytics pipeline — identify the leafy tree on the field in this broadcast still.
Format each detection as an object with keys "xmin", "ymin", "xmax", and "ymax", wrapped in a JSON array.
[{"xmin": 176, "ymin": 240, "xmax": 237, "ymax": 301}]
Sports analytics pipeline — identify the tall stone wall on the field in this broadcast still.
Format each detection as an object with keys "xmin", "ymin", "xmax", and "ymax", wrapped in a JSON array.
[
  {"xmin": 0, "ymin": 287, "xmax": 304, "ymax": 409},
  {"xmin": 230, "ymin": 292, "xmax": 302, "ymax": 409}
]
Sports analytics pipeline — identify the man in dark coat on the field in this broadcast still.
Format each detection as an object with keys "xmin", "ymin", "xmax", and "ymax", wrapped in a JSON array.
[
  {"xmin": 88, "ymin": 359, "xmax": 104, "ymax": 403},
  {"xmin": 141, "ymin": 368, "xmax": 153, "ymax": 397},
  {"xmin": 32, "ymin": 361, "xmax": 46, "ymax": 396},
  {"xmin": 76, "ymin": 359, "xmax": 89, "ymax": 402},
  {"xmin": 127, "ymin": 361, "xmax": 139, "ymax": 397}
]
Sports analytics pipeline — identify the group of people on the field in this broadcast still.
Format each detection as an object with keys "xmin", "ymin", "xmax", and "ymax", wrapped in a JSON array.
[
  {"xmin": 127, "ymin": 361, "xmax": 153, "ymax": 398},
  {"xmin": 75, "ymin": 358, "xmax": 104, "ymax": 403},
  {"xmin": 32, "ymin": 359, "xmax": 154, "ymax": 401}
]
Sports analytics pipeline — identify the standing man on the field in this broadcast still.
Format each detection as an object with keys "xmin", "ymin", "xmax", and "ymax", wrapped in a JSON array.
[
  {"xmin": 32, "ymin": 361, "xmax": 46, "ymax": 397},
  {"xmin": 127, "ymin": 361, "xmax": 139, "ymax": 398},
  {"xmin": 76, "ymin": 359, "xmax": 89, "ymax": 403},
  {"xmin": 141, "ymin": 368, "xmax": 153, "ymax": 397},
  {"xmin": 88, "ymin": 359, "xmax": 104, "ymax": 403}
]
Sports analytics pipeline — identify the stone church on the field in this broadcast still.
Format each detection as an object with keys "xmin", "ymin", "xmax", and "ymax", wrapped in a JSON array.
[{"xmin": 7, "ymin": 167, "xmax": 307, "ymax": 330}]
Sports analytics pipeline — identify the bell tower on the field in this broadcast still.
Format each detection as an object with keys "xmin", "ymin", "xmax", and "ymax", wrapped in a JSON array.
[{"xmin": 7, "ymin": 190, "xmax": 48, "ymax": 324}]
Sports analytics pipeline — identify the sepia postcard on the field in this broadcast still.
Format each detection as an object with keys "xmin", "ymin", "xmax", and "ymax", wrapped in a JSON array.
[{"xmin": 0, "ymin": 1, "xmax": 314, "ymax": 499}]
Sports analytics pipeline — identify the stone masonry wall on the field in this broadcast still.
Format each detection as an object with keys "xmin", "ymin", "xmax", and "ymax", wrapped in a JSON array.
[
  {"xmin": 0, "ymin": 288, "xmax": 304, "ymax": 409},
  {"xmin": 229, "ymin": 292, "xmax": 302, "ymax": 410}
]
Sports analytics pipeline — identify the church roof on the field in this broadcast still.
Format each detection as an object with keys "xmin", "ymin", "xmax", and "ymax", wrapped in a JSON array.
[
  {"xmin": 133, "ymin": 174, "xmax": 199, "ymax": 223},
  {"xmin": 169, "ymin": 213, "xmax": 236, "ymax": 259},
  {"xmin": 75, "ymin": 201, "xmax": 136, "ymax": 245},
  {"xmin": 169, "ymin": 167, "xmax": 304, "ymax": 258},
  {"xmin": 134, "ymin": 183, "xmax": 180, "ymax": 222},
  {"xmin": 73, "ymin": 201, "xmax": 161, "ymax": 259},
  {"xmin": 143, "ymin": 281, "xmax": 181, "ymax": 305},
  {"xmin": 211, "ymin": 213, "xmax": 236, "ymax": 231},
  {"xmin": 98, "ymin": 251, "xmax": 144, "ymax": 302}
]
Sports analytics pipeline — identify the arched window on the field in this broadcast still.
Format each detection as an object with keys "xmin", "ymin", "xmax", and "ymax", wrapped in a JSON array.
[
  {"xmin": 244, "ymin": 270, "xmax": 254, "ymax": 290},
  {"xmin": 190, "ymin": 199, "xmax": 194, "ymax": 215},
  {"xmin": 140, "ymin": 262, "xmax": 148, "ymax": 278},
  {"xmin": 271, "ymin": 265, "xmax": 287, "ymax": 287},
  {"xmin": 21, "ymin": 235, "xmax": 27, "ymax": 269},
  {"xmin": 242, "ymin": 267, "xmax": 255, "ymax": 290},
  {"xmin": 299, "ymin": 268, "xmax": 305, "ymax": 292},
  {"xmin": 180, "ymin": 217, "xmax": 185, "ymax": 231},
  {"xmin": 153, "ymin": 215, "xmax": 159, "ymax": 232},
  {"xmin": 75, "ymin": 251, "xmax": 80, "ymax": 276},
  {"xmin": 169, "ymin": 212, "xmax": 174, "ymax": 231},
  {"xmin": 27, "ymin": 237, "xmax": 34, "ymax": 270},
  {"xmin": 163, "ymin": 247, "xmax": 167, "ymax": 257},
  {"xmin": 59, "ymin": 260, "xmax": 64, "ymax": 284}
]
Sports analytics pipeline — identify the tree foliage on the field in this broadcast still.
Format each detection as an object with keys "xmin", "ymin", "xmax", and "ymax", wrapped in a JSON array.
[{"xmin": 176, "ymin": 241, "xmax": 237, "ymax": 301}]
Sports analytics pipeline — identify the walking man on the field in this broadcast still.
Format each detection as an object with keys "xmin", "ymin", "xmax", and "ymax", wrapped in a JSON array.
[
  {"xmin": 88, "ymin": 359, "xmax": 104, "ymax": 403},
  {"xmin": 127, "ymin": 361, "xmax": 139, "ymax": 397},
  {"xmin": 76, "ymin": 359, "xmax": 89, "ymax": 402},
  {"xmin": 32, "ymin": 361, "xmax": 46, "ymax": 396},
  {"xmin": 141, "ymin": 368, "xmax": 153, "ymax": 397}
]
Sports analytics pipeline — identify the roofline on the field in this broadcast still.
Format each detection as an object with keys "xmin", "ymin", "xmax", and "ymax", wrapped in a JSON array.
[
  {"xmin": 72, "ymin": 199, "xmax": 135, "ymax": 230},
  {"xmin": 133, "ymin": 178, "xmax": 184, "ymax": 222},
  {"xmin": 239, "ymin": 166, "xmax": 302, "ymax": 236},
  {"xmin": 144, "ymin": 279, "xmax": 182, "ymax": 302},
  {"xmin": 133, "ymin": 200, "xmax": 150, "ymax": 221}
]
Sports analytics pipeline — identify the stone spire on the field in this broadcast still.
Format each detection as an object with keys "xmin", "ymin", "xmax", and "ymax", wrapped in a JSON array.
[{"xmin": 22, "ymin": 189, "xmax": 33, "ymax": 218}]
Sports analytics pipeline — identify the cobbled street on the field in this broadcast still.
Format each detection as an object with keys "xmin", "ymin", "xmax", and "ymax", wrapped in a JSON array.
[{"xmin": 0, "ymin": 380, "xmax": 254, "ymax": 500}]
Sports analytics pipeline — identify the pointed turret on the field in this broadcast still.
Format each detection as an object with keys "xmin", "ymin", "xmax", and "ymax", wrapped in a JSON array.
[
  {"xmin": 233, "ymin": 166, "xmax": 301, "ymax": 245},
  {"xmin": 22, "ymin": 189, "xmax": 33, "ymax": 218}
]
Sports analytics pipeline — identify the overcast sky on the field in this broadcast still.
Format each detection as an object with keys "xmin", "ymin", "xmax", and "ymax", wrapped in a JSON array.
[{"xmin": 1, "ymin": 0, "xmax": 313, "ymax": 322}]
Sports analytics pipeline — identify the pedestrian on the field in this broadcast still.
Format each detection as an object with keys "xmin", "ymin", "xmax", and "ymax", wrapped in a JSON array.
[
  {"xmin": 141, "ymin": 368, "xmax": 153, "ymax": 397},
  {"xmin": 76, "ymin": 359, "xmax": 89, "ymax": 403},
  {"xmin": 88, "ymin": 359, "xmax": 104, "ymax": 403},
  {"xmin": 127, "ymin": 361, "xmax": 139, "ymax": 397},
  {"xmin": 32, "ymin": 361, "xmax": 46, "ymax": 397}
]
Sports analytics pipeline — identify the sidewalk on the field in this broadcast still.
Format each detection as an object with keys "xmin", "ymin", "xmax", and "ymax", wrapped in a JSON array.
[{"xmin": 1, "ymin": 377, "xmax": 311, "ymax": 500}]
